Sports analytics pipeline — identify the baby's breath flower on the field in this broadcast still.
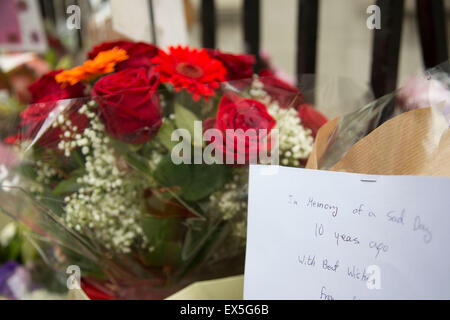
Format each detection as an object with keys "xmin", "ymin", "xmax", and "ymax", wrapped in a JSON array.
[
  {"xmin": 64, "ymin": 100, "xmax": 148, "ymax": 253},
  {"xmin": 209, "ymin": 168, "xmax": 248, "ymax": 243},
  {"xmin": 249, "ymin": 76, "xmax": 314, "ymax": 166}
]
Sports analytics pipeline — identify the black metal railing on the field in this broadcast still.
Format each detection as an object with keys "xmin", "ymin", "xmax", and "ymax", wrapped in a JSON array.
[
  {"xmin": 38, "ymin": 0, "xmax": 449, "ymax": 102},
  {"xmin": 201, "ymin": 0, "xmax": 448, "ymax": 101}
]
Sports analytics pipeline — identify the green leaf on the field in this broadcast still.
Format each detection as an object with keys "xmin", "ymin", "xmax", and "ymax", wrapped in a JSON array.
[
  {"xmin": 71, "ymin": 167, "xmax": 87, "ymax": 178},
  {"xmin": 109, "ymin": 138, "xmax": 128, "ymax": 154},
  {"xmin": 156, "ymin": 120, "xmax": 178, "ymax": 151},
  {"xmin": 127, "ymin": 152, "xmax": 151, "ymax": 173},
  {"xmin": 143, "ymin": 241, "xmax": 182, "ymax": 267},
  {"xmin": 38, "ymin": 190, "xmax": 66, "ymax": 216},
  {"xmin": 182, "ymin": 164, "xmax": 226, "ymax": 201},
  {"xmin": 141, "ymin": 215, "xmax": 177, "ymax": 243},
  {"xmin": 52, "ymin": 169, "xmax": 85, "ymax": 196},
  {"xmin": 174, "ymin": 103, "xmax": 202, "ymax": 147},
  {"xmin": 52, "ymin": 177, "xmax": 81, "ymax": 196},
  {"xmin": 154, "ymin": 155, "xmax": 227, "ymax": 202},
  {"xmin": 153, "ymin": 155, "xmax": 191, "ymax": 194},
  {"xmin": 70, "ymin": 149, "xmax": 85, "ymax": 168},
  {"xmin": 178, "ymin": 219, "xmax": 232, "ymax": 277},
  {"xmin": 140, "ymin": 215, "xmax": 183, "ymax": 267},
  {"xmin": 55, "ymin": 55, "xmax": 74, "ymax": 70},
  {"xmin": 44, "ymin": 48, "xmax": 57, "ymax": 68},
  {"xmin": 110, "ymin": 139, "xmax": 151, "ymax": 174},
  {"xmin": 14, "ymin": 164, "xmax": 37, "ymax": 180}
]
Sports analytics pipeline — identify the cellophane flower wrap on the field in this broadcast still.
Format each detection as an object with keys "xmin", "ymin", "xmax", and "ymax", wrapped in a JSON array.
[
  {"xmin": 0, "ymin": 41, "xmax": 328, "ymax": 299},
  {"xmin": 307, "ymin": 61, "xmax": 450, "ymax": 171}
]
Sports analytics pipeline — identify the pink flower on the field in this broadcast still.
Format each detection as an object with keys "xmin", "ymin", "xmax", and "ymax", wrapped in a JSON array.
[{"xmin": 398, "ymin": 75, "xmax": 450, "ymax": 112}]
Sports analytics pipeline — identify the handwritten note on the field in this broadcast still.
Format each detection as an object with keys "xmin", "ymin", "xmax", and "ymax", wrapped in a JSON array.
[{"xmin": 244, "ymin": 165, "xmax": 450, "ymax": 300}]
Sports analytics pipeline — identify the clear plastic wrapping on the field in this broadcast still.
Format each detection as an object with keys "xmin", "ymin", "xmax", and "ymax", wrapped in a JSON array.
[{"xmin": 307, "ymin": 60, "xmax": 450, "ymax": 175}]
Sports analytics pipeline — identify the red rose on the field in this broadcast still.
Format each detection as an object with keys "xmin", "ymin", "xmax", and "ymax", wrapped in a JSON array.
[
  {"xmin": 87, "ymin": 40, "xmax": 133, "ymax": 59},
  {"xmin": 211, "ymin": 93, "xmax": 275, "ymax": 164},
  {"xmin": 258, "ymin": 69, "xmax": 304, "ymax": 108},
  {"xmin": 18, "ymin": 70, "xmax": 88, "ymax": 147},
  {"xmin": 93, "ymin": 68, "xmax": 162, "ymax": 144},
  {"xmin": 88, "ymin": 40, "xmax": 159, "ymax": 71},
  {"xmin": 297, "ymin": 103, "xmax": 327, "ymax": 137},
  {"xmin": 28, "ymin": 70, "xmax": 85, "ymax": 103},
  {"xmin": 207, "ymin": 49, "xmax": 255, "ymax": 81}
]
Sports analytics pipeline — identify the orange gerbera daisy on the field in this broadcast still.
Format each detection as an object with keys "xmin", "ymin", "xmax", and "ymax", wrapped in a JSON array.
[{"xmin": 55, "ymin": 47, "xmax": 129, "ymax": 86}]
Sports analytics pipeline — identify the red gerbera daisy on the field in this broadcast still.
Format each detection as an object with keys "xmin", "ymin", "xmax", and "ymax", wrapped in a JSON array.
[{"xmin": 151, "ymin": 46, "xmax": 226, "ymax": 101}]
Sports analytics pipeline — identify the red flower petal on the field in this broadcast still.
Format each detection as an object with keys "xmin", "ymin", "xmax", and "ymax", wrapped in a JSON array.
[
  {"xmin": 151, "ymin": 46, "xmax": 226, "ymax": 101},
  {"xmin": 297, "ymin": 103, "xmax": 327, "ymax": 137},
  {"xmin": 213, "ymin": 93, "xmax": 276, "ymax": 164}
]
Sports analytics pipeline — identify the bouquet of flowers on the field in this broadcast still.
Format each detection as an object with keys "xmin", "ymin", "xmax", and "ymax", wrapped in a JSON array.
[{"xmin": 0, "ymin": 40, "xmax": 327, "ymax": 299}]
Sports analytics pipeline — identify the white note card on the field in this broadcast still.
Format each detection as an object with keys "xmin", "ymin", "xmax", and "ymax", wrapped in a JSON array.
[{"xmin": 244, "ymin": 165, "xmax": 450, "ymax": 300}]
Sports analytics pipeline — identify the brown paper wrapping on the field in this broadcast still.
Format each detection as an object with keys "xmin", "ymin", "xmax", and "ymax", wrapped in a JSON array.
[{"xmin": 306, "ymin": 107, "xmax": 450, "ymax": 177}]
